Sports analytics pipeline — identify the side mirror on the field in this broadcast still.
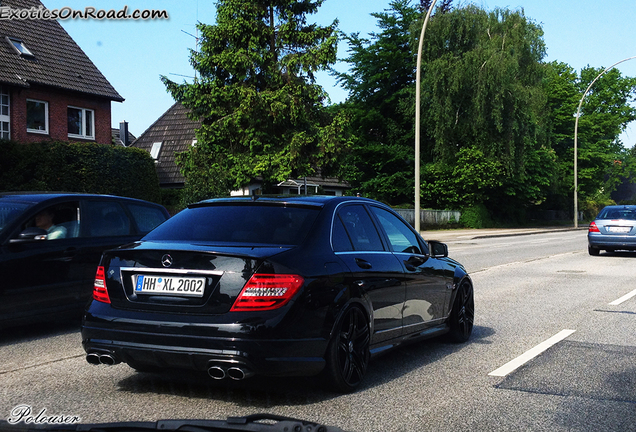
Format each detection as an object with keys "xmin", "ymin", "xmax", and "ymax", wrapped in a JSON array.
[
  {"xmin": 10, "ymin": 227, "xmax": 48, "ymax": 243},
  {"xmin": 428, "ymin": 240, "xmax": 448, "ymax": 258}
]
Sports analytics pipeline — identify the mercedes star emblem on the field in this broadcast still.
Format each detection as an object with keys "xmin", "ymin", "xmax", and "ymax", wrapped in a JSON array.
[{"xmin": 161, "ymin": 254, "xmax": 173, "ymax": 268}]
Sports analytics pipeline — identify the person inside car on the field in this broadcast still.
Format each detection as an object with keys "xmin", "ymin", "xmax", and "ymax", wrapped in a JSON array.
[{"xmin": 34, "ymin": 208, "xmax": 67, "ymax": 240}]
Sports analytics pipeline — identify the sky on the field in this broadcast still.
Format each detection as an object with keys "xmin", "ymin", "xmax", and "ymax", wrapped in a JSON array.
[{"xmin": 46, "ymin": 0, "xmax": 636, "ymax": 145}]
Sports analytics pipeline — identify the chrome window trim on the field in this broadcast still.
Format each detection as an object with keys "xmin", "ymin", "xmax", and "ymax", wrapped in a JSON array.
[{"xmin": 334, "ymin": 250, "xmax": 393, "ymax": 256}]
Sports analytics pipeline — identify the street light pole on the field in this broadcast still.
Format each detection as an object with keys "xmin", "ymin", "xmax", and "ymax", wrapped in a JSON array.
[
  {"xmin": 573, "ymin": 55, "xmax": 636, "ymax": 228},
  {"xmin": 414, "ymin": 0, "xmax": 437, "ymax": 233}
]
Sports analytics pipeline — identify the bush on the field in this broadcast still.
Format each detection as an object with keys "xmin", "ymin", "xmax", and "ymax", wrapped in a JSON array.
[
  {"xmin": 580, "ymin": 196, "xmax": 615, "ymax": 220},
  {"xmin": 159, "ymin": 188, "xmax": 186, "ymax": 215},
  {"xmin": 459, "ymin": 203, "xmax": 493, "ymax": 228},
  {"xmin": 0, "ymin": 140, "xmax": 161, "ymax": 203}
]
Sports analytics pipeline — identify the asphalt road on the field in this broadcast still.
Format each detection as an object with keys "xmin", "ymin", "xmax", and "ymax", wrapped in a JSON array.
[{"xmin": 1, "ymin": 229, "xmax": 635, "ymax": 431}]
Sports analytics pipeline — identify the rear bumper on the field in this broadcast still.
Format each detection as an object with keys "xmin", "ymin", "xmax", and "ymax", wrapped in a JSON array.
[
  {"xmin": 588, "ymin": 233, "xmax": 636, "ymax": 250},
  {"xmin": 81, "ymin": 304, "xmax": 328, "ymax": 377}
]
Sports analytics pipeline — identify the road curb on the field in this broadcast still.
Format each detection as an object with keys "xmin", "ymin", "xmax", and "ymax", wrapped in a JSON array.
[{"xmin": 420, "ymin": 227, "xmax": 587, "ymax": 242}]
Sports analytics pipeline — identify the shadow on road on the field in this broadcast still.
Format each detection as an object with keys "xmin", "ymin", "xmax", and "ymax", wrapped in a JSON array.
[
  {"xmin": 597, "ymin": 251, "xmax": 636, "ymax": 258},
  {"xmin": 0, "ymin": 317, "xmax": 81, "ymax": 347}
]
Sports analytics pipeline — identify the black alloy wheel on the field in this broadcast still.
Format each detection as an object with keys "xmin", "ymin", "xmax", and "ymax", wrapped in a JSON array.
[
  {"xmin": 588, "ymin": 246, "xmax": 600, "ymax": 256},
  {"xmin": 325, "ymin": 306, "xmax": 370, "ymax": 393},
  {"xmin": 448, "ymin": 279, "xmax": 474, "ymax": 343}
]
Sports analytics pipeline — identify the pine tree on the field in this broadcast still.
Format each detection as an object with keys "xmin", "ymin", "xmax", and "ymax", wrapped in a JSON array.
[{"xmin": 162, "ymin": 0, "xmax": 351, "ymax": 201}]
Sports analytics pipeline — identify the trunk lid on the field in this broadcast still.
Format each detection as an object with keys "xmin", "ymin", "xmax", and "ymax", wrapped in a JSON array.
[{"xmin": 102, "ymin": 241, "xmax": 291, "ymax": 314}]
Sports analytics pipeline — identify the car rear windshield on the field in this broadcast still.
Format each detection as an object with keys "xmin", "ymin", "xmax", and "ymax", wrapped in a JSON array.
[
  {"xmin": 597, "ymin": 208, "xmax": 636, "ymax": 220},
  {"xmin": 0, "ymin": 201, "xmax": 30, "ymax": 233},
  {"xmin": 143, "ymin": 204, "xmax": 321, "ymax": 245}
]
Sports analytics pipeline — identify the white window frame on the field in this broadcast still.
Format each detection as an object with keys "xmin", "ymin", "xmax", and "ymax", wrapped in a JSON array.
[
  {"xmin": 150, "ymin": 142, "xmax": 163, "ymax": 160},
  {"xmin": 0, "ymin": 86, "xmax": 9, "ymax": 140},
  {"xmin": 26, "ymin": 99, "xmax": 49, "ymax": 134},
  {"xmin": 67, "ymin": 106, "xmax": 95, "ymax": 139}
]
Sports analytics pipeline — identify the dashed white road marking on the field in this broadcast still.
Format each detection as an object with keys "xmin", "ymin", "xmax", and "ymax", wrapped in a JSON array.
[
  {"xmin": 609, "ymin": 288, "xmax": 636, "ymax": 306},
  {"xmin": 488, "ymin": 329, "xmax": 576, "ymax": 377}
]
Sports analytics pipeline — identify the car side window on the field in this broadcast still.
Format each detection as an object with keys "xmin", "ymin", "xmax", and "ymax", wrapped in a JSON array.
[
  {"xmin": 370, "ymin": 206, "xmax": 424, "ymax": 254},
  {"xmin": 83, "ymin": 201, "xmax": 131, "ymax": 237},
  {"xmin": 126, "ymin": 204, "xmax": 168, "ymax": 234},
  {"xmin": 337, "ymin": 205, "xmax": 384, "ymax": 251},
  {"xmin": 24, "ymin": 202, "xmax": 80, "ymax": 240},
  {"xmin": 332, "ymin": 215, "xmax": 354, "ymax": 252}
]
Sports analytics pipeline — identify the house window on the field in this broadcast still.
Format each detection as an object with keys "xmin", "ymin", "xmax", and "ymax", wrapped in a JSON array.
[
  {"xmin": 150, "ymin": 142, "xmax": 162, "ymax": 160},
  {"xmin": 67, "ymin": 106, "xmax": 94, "ymax": 139},
  {"xmin": 0, "ymin": 86, "xmax": 9, "ymax": 140},
  {"xmin": 6, "ymin": 37, "xmax": 35, "ymax": 59},
  {"xmin": 26, "ymin": 99, "xmax": 48, "ymax": 134}
]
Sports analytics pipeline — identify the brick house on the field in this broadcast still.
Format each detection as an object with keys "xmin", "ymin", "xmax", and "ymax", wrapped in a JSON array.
[
  {"xmin": 134, "ymin": 102, "xmax": 351, "ymax": 195},
  {"xmin": 0, "ymin": 0, "xmax": 123, "ymax": 145}
]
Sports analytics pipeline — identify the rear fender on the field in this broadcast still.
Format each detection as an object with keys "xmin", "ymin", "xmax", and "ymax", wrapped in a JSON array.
[{"xmin": 327, "ymin": 297, "xmax": 373, "ymax": 343}]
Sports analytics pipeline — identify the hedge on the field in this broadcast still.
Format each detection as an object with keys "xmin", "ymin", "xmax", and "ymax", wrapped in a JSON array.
[{"xmin": 0, "ymin": 140, "xmax": 161, "ymax": 203}]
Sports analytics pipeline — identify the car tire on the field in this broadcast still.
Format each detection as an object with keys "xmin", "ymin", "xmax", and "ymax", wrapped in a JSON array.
[
  {"xmin": 447, "ymin": 279, "xmax": 474, "ymax": 343},
  {"xmin": 588, "ymin": 246, "xmax": 600, "ymax": 256},
  {"xmin": 324, "ymin": 306, "xmax": 370, "ymax": 393}
]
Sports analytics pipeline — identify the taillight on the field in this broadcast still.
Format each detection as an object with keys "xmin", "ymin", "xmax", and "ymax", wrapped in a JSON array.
[
  {"xmin": 230, "ymin": 274, "xmax": 304, "ymax": 311},
  {"xmin": 93, "ymin": 266, "xmax": 111, "ymax": 304},
  {"xmin": 589, "ymin": 221, "xmax": 600, "ymax": 233}
]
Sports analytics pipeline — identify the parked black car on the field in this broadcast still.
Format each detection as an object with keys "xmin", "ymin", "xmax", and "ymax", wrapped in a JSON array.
[
  {"xmin": 81, "ymin": 196, "xmax": 473, "ymax": 392},
  {"xmin": 0, "ymin": 192, "xmax": 170, "ymax": 328}
]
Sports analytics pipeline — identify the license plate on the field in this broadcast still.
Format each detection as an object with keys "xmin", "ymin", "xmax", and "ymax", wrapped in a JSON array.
[
  {"xmin": 608, "ymin": 226, "xmax": 631, "ymax": 233},
  {"xmin": 135, "ymin": 275, "xmax": 206, "ymax": 297}
]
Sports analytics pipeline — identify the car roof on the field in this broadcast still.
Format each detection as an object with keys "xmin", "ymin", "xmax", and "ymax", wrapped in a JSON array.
[
  {"xmin": 192, "ymin": 195, "xmax": 378, "ymax": 208},
  {"xmin": 0, "ymin": 192, "xmax": 158, "ymax": 205},
  {"xmin": 602, "ymin": 205, "xmax": 636, "ymax": 209}
]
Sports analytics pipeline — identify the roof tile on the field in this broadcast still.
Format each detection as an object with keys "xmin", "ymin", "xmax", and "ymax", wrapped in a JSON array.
[{"xmin": 0, "ymin": 0, "xmax": 123, "ymax": 101}]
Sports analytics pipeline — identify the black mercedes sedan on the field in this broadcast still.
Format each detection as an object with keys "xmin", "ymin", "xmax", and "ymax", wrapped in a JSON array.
[{"xmin": 81, "ymin": 196, "xmax": 474, "ymax": 392}]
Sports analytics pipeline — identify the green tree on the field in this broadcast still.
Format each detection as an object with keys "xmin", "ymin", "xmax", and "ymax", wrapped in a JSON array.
[
  {"xmin": 576, "ymin": 66, "xmax": 636, "ymax": 201},
  {"xmin": 543, "ymin": 62, "xmax": 636, "ymax": 213},
  {"xmin": 541, "ymin": 61, "xmax": 579, "ymax": 211},
  {"xmin": 335, "ymin": 0, "xmax": 429, "ymax": 204},
  {"xmin": 162, "ymin": 0, "xmax": 351, "ymax": 202},
  {"xmin": 418, "ymin": 6, "xmax": 553, "ymax": 218}
]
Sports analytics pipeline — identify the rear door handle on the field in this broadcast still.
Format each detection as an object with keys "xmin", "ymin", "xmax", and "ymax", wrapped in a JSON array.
[{"xmin": 355, "ymin": 258, "xmax": 372, "ymax": 269}]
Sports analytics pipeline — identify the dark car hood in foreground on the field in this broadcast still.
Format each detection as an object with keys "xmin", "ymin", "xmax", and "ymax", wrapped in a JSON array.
[{"xmin": 0, "ymin": 414, "xmax": 346, "ymax": 431}]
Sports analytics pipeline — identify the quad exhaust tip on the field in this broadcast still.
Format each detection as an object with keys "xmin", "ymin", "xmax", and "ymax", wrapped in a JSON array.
[
  {"xmin": 207, "ymin": 366, "xmax": 226, "ymax": 380},
  {"xmin": 86, "ymin": 352, "xmax": 120, "ymax": 366},
  {"xmin": 207, "ymin": 364, "xmax": 253, "ymax": 380}
]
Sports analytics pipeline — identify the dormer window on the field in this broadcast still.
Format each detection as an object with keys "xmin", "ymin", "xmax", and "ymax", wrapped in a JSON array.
[{"xmin": 6, "ymin": 37, "xmax": 35, "ymax": 59}]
